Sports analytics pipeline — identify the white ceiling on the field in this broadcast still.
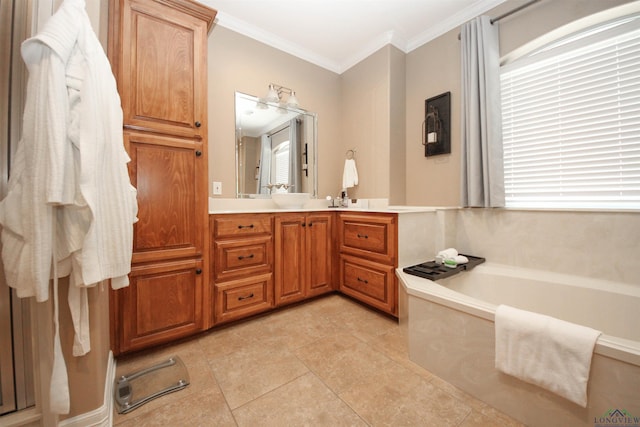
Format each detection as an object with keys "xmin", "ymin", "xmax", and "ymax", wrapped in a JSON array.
[{"xmin": 199, "ymin": 0, "xmax": 508, "ymax": 74}]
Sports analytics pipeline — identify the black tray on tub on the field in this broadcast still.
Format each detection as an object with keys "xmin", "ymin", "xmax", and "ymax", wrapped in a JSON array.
[{"xmin": 402, "ymin": 255, "xmax": 485, "ymax": 281}]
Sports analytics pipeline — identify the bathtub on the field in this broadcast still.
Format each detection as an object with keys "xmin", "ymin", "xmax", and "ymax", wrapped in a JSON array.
[{"xmin": 397, "ymin": 263, "xmax": 640, "ymax": 427}]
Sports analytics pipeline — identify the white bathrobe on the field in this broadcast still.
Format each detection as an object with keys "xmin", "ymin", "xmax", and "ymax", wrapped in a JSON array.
[{"xmin": 0, "ymin": 0, "xmax": 137, "ymax": 414}]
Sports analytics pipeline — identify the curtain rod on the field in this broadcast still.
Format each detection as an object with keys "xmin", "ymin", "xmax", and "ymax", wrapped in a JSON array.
[
  {"xmin": 457, "ymin": 0, "xmax": 541, "ymax": 40},
  {"xmin": 490, "ymin": 0, "xmax": 541, "ymax": 24}
]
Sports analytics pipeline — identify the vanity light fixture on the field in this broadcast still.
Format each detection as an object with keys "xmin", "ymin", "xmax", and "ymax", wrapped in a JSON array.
[{"xmin": 262, "ymin": 83, "xmax": 300, "ymax": 108}]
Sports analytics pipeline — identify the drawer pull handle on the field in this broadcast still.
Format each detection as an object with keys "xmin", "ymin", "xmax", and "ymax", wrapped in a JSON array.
[
  {"xmin": 357, "ymin": 277, "xmax": 369, "ymax": 284},
  {"xmin": 238, "ymin": 293, "xmax": 254, "ymax": 301},
  {"xmin": 238, "ymin": 254, "xmax": 255, "ymax": 260},
  {"xmin": 195, "ymin": 121, "xmax": 202, "ymax": 128},
  {"xmin": 238, "ymin": 224, "xmax": 254, "ymax": 229},
  {"xmin": 195, "ymin": 268, "xmax": 202, "ymax": 275},
  {"xmin": 357, "ymin": 234, "xmax": 368, "ymax": 239}
]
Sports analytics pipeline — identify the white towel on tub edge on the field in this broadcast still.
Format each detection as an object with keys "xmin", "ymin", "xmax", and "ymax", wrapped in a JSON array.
[{"xmin": 494, "ymin": 304, "xmax": 601, "ymax": 407}]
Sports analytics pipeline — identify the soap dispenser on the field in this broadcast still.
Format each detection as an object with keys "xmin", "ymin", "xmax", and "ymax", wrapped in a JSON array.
[{"xmin": 341, "ymin": 189, "xmax": 349, "ymax": 207}]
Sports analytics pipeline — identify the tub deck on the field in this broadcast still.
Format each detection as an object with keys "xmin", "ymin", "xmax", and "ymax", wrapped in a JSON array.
[{"xmin": 398, "ymin": 264, "xmax": 640, "ymax": 427}]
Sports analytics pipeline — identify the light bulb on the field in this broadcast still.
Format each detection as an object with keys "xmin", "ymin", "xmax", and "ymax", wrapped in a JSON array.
[
  {"xmin": 286, "ymin": 91, "xmax": 299, "ymax": 108},
  {"xmin": 265, "ymin": 84, "xmax": 279, "ymax": 103}
]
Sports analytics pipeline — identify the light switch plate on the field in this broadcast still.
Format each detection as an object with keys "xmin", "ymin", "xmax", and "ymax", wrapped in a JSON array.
[{"xmin": 213, "ymin": 181, "xmax": 222, "ymax": 195}]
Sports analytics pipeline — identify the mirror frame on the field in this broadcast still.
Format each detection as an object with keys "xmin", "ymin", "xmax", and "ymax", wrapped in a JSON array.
[{"xmin": 234, "ymin": 91, "xmax": 318, "ymax": 199}]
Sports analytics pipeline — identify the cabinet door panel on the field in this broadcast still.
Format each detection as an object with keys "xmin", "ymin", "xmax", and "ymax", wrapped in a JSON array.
[
  {"xmin": 119, "ymin": 259, "xmax": 204, "ymax": 353},
  {"xmin": 120, "ymin": 0, "xmax": 208, "ymax": 138},
  {"xmin": 306, "ymin": 213, "xmax": 333, "ymax": 297},
  {"xmin": 274, "ymin": 215, "xmax": 306, "ymax": 305},
  {"xmin": 126, "ymin": 131, "xmax": 205, "ymax": 263}
]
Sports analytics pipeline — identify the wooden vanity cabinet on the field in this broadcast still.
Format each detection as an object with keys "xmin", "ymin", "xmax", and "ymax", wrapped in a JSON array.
[
  {"xmin": 108, "ymin": 0, "xmax": 216, "ymax": 355},
  {"xmin": 274, "ymin": 212, "xmax": 334, "ymax": 306},
  {"xmin": 338, "ymin": 212, "xmax": 398, "ymax": 316},
  {"xmin": 211, "ymin": 215, "xmax": 274, "ymax": 324}
]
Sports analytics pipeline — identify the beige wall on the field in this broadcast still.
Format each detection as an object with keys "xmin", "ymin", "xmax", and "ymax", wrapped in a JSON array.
[
  {"xmin": 340, "ymin": 47, "xmax": 390, "ymax": 201},
  {"xmin": 207, "ymin": 26, "xmax": 342, "ymax": 199},
  {"xmin": 340, "ymin": 45, "xmax": 407, "ymax": 203},
  {"xmin": 60, "ymin": 279, "xmax": 111, "ymax": 419},
  {"xmin": 389, "ymin": 46, "xmax": 406, "ymax": 205},
  {"xmin": 404, "ymin": 0, "xmax": 634, "ymax": 206}
]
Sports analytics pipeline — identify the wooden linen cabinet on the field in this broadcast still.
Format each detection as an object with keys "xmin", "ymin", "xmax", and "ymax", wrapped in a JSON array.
[{"xmin": 108, "ymin": 0, "xmax": 216, "ymax": 355}]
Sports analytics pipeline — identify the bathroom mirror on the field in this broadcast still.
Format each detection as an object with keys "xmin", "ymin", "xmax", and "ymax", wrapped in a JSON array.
[{"xmin": 235, "ymin": 92, "xmax": 317, "ymax": 198}]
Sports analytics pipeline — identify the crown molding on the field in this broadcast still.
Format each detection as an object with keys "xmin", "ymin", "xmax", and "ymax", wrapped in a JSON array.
[
  {"xmin": 215, "ymin": 11, "xmax": 342, "ymax": 73},
  {"xmin": 214, "ymin": 0, "xmax": 508, "ymax": 74}
]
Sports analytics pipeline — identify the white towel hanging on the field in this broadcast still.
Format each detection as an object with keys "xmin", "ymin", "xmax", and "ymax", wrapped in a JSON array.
[{"xmin": 342, "ymin": 158, "xmax": 358, "ymax": 189}]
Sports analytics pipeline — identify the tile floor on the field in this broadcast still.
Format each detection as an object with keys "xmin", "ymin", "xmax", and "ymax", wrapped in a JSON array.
[{"xmin": 113, "ymin": 294, "xmax": 524, "ymax": 426}]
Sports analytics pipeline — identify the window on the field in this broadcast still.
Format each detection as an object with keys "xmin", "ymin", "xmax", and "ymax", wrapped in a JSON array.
[
  {"xmin": 272, "ymin": 141, "xmax": 290, "ymax": 187},
  {"xmin": 500, "ymin": 16, "xmax": 640, "ymax": 209}
]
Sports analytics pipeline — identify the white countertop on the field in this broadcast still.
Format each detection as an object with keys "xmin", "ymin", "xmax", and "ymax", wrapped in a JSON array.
[{"xmin": 208, "ymin": 197, "xmax": 440, "ymax": 214}]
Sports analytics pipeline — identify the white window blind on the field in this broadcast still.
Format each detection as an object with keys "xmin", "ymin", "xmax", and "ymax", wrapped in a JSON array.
[
  {"xmin": 273, "ymin": 141, "xmax": 290, "ymax": 186},
  {"xmin": 501, "ymin": 19, "xmax": 640, "ymax": 210}
]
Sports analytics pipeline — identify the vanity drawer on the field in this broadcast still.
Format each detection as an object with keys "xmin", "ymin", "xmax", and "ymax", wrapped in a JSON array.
[
  {"xmin": 213, "ymin": 235, "xmax": 272, "ymax": 281},
  {"xmin": 339, "ymin": 254, "xmax": 396, "ymax": 315},
  {"xmin": 213, "ymin": 214, "xmax": 272, "ymax": 238},
  {"xmin": 214, "ymin": 273, "xmax": 273, "ymax": 324},
  {"xmin": 339, "ymin": 213, "xmax": 397, "ymax": 264}
]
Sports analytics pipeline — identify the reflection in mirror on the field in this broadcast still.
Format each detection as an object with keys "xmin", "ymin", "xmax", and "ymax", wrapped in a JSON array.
[{"xmin": 235, "ymin": 92, "xmax": 317, "ymax": 198}]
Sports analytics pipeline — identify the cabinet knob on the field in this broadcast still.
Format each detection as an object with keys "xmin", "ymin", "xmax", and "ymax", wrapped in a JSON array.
[
  {"xmin": 195, "ymin": 150, "xmax": 202, "ymax": 157},
  {"xmin": 195, "ymin": 121, "xmax": 202, "ymax": 128},
  {"xmin": 195, "ymin": 268, "xmax": 202, "ymax": 275}
]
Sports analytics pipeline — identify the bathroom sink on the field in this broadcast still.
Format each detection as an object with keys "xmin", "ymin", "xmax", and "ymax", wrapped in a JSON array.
[{"xmin": 271, "ymin": 192, "xmax": 311, "ymax": 209}]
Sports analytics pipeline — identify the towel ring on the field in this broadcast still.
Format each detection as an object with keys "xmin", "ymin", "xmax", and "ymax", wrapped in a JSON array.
[{"xmin": 346, "ymin": 149, "xmax": 356, "ymax": 159}]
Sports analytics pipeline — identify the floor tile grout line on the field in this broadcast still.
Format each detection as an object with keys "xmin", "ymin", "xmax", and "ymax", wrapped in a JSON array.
[
  {"xmin": 201, "ymin": 349, "xmax": 241, "ymax": 426},
  {"xmin": 292, "ymin": 347, "xmax": 373, "ymax": 426},
  {"xmin": 226, "ymin": 369, "xmax": 310, "ymax": 418}
]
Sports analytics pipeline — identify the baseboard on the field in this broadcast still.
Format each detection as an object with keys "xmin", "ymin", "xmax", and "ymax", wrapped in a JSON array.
[{"xmin": 59, "ymin": 351, "xmax": 115, "ymax": 427}]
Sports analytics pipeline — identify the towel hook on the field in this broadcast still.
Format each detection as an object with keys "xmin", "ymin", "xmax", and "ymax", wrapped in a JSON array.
[{"xmin": 346, "ymin": 149, "xmax": 356, "ymax": 159}]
